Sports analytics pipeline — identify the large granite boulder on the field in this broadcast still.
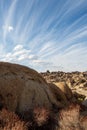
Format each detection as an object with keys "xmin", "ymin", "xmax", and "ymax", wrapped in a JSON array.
[
  {"xmin": 48, "ymin": 83, "xmax": 69, "ymax": 107},
  {"xmin": 53, "ymin": 82, "xmax": 73, "ymax": 100},
  {"xmin": 0, "ymin": 62, "xmax": 58, "ymax": 114}
]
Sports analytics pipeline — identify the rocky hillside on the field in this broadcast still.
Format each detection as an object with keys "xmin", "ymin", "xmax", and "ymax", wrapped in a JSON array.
[
  {"xmin": 41, "ymin": 71, "xmax": 87, "ymax": 105},
  {"xmin": 41, "ymin": 71, "xmax": 87, "ymax": 86}
]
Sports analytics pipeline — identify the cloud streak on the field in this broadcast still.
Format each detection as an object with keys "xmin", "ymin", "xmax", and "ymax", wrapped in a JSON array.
[{"xmin": 0, "ymin": 0, "xmax": 87, "ymax": 72}]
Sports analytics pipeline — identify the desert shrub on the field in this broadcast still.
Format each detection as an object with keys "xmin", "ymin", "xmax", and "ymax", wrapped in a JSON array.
[
  {"xmin": 0, "ymin": 105, "xmax": 87, "ymax": 130},
  {"xmin": 32, "ymin": 106, "xmax": 57, "ymax": 130},
  {"xmin": 56, "ymin": 104, "xmax": 80, "ymax": 130},
  {"xmin": 80, "ymin": 116, "xmax": 87, "ymax": 130},
  {"xmin": 56, "ymin": 104, "xmax": 87, "ymax": 130},
  {"xmin": 46, "ymin": 70, "xmax": 50, "ymax": 73},
  {"xmin": 19, "ymin": 106, "xmax": 57, "ymax": 130},
  {"xmin": 0, "ymin": 109, "xmax": 28, "ymax": 130}
]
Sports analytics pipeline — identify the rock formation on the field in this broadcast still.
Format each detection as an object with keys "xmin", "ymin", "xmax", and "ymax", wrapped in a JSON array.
[
  {"xmin": 53, "ymin": 82, "xmax": 73, "ymax": 100},
  {"xmin": 48, "ymin": 83, "xmax": 69, "ymax": 107},
  {"xmin": 41, "ymin": 71, "xmax": 87, "ymax": 105},
  {"xmin": 0, "ymin": 62, "xmax": 58, "ymax": 114}
]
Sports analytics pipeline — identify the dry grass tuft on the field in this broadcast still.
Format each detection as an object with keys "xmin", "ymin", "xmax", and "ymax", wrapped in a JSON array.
[
  {"xmin": 57, "ymin": 104, "xmax": 80, "ymax": 130},
  {"xmin": 0, "ymin": 109, "xmax": 28, "ymax": 130},
  {"xmin": 19, "ymin": 106, "xmax": 57, "ymax": 130},
  {"xmin": 0, "ymin": 105, "xmax": 87, "ymax": 130},
  {"xmin": 33, "ymin": 107, "xmax": 50, "ymax": 126},
  {"xmin": 57, "ymin": 104, "xmax": 87, "ymax": 130},
  {"xmin": 32, "ymin": 106, "xmax": 57, "ymax": 130}
]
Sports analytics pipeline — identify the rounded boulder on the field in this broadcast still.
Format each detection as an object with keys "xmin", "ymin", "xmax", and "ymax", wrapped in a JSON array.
[{"xmin": 0, "ymin": 62, "xmax": 58, "ymax": 114}]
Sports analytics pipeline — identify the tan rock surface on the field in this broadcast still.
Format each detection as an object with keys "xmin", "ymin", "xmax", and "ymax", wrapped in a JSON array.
[
  {"xmin": 48, "ymin": 83, "xmax": 69, "ymax": 107},
  {"xmin": 53, "ymin": 82, "xmax": 73, "ymax": 100},
  {"xmin": 0, "ymin": 62, "xmax": 58, "ymax": 114}
]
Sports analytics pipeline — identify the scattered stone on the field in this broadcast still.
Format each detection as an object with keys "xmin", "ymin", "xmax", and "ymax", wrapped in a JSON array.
[{"xmin": 41, "ymin": 71, "xmax": 87, "ymax": 101}]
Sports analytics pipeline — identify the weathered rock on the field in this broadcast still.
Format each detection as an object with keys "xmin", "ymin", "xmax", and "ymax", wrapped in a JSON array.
[
  {"xmin": 48, "ymin": 83, "xmax": 69, "ymax": 107},
  {"xmin": 53, "ymin": 82, "xmax": 73, "ymax": 100},
  {"xmin": 0, "ymin": 62, "xmax": 58, "ymax": 114}
]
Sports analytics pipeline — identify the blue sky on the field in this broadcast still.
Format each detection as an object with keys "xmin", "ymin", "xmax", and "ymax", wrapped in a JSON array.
[{"xmin": 0, "ymin": 0, "xmax": 87, "ymax": 72}]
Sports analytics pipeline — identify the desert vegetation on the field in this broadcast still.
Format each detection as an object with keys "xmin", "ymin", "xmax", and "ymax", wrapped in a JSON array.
[{"xmin": 0, "ymin": 104, "xmax": 87, "ymax": 130}]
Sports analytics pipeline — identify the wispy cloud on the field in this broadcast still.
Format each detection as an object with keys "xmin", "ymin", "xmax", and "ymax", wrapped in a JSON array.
[
  {"xmin": 3, "ymin": 25, "xmax": 14, "ymax": 32},
  {"xmin": 0, "ymin": 0, "xmax": 87, "ymax": 72},
  {"xmin": 2, "ymin": 0, "xmax": 17, "ymax": 44}
]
